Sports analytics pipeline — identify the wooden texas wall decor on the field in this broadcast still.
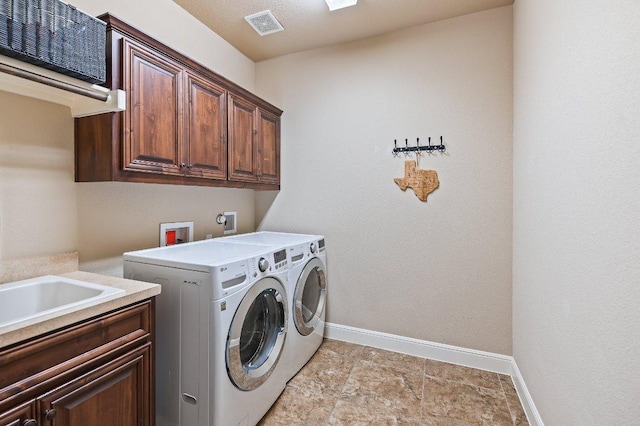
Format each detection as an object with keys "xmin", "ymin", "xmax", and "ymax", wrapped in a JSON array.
[{"xmin": 394, "ymin": 160, "xmax": 439, "ymax": 202}]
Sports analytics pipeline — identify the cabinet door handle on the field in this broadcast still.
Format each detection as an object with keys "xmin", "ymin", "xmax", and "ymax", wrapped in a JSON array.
[
  {"xmin": 45, "ymin": 409, "xmax": 57, "ymax": 421},
  {"xmin": 23, "ymin": 420, "xmax": 37, "ymax": 426}
]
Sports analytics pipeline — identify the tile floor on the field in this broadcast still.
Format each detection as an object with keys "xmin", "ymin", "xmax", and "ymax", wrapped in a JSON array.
[{"xmin": 260, "ymin": 339, "xmax": 529, "ymax": 425}]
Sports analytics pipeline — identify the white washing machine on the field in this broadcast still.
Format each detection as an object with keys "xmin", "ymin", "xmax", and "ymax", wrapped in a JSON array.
[
  {"xmin": 123, "ymin": 239, "xmax": 290, "ymax": 426},
  {"xmin": 220, "ymin": 232, "xmax": 328, "ymax": 382}
]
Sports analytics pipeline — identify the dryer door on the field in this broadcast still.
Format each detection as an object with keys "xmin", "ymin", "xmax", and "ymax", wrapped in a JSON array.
[
  {"xmin": 294, "ymin": 257, "xmax": 327, "ymax": 336},
  {"xmin": 226, "ymin": 277, "xmax": 287, "ymax": 391}
]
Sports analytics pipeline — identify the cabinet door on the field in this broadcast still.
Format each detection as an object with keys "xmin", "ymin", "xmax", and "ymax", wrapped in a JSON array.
[
  {"xmin": 256, "ymin": 108, "xmax": 280, "ymax": 184},
  {"xmin": 227, "ymin": 94, "xmax": 258, "ymax": 182},
  {"xmin": 185, "ymin": 71, "xmax": 227, "ymax": 180},
  {"xmin": 0, "ymin": 401, "xmax": 36, "ymax": 426},
  {"xmin": 123, "ymin": 38, "xmax": 184, "ymax": 176},
  {"xmin": 38, "ymin": 344, "xmax": 152, "ymax": 426}
]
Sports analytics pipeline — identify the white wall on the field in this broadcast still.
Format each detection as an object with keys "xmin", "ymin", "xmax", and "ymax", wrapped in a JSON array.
[
  {"xmin": 0, "ymin": 0, "xmax": 258, "ymax": 273},
  {"xmin": 76, "ymin": 183, "xmax": 255, "ymax": 265},
  {"xmin": 256, "ymin": 7, "xmax": 513, "ymax": 354},
  {"xmin": 513, "ymin": 0, "xmax": 640, "ymax": 424},
  {"xmin": 0, "ymin": 92, "xmax": 77, "ymax": 260}
]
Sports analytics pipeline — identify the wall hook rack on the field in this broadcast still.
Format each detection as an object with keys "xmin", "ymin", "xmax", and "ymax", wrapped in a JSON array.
[{"xmin": 392, "ymin": 137, "xmax": 446, "ymax": 157}]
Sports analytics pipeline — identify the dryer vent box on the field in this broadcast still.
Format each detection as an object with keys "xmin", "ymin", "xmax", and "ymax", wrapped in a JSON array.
[{"xmin": 223, "ymin": 211, "xmax": 237, "ymax": 235}]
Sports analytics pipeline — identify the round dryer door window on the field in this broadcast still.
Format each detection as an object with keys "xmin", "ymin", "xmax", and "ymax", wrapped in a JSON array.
[
  {"xmin": 227, "ymin": 277, "xmax": 287, "ymax": 391},
  {"xmin": 294, "ymin": 257, "xmax": 327, "ymax": 336}
]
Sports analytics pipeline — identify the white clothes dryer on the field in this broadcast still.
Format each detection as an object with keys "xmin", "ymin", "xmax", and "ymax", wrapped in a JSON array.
[
  {"xmin": 123, "ymin": 239, "xmax": 289, "ymax": 426},
  {"xmin": 220, "ymin": 232, "xmax": 328, "ymax": 382}
]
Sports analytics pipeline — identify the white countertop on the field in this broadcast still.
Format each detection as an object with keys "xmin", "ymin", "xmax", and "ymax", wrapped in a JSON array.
[{"xmin": 0, "ymin": 271, "xmax": 161, "ymax": 350}]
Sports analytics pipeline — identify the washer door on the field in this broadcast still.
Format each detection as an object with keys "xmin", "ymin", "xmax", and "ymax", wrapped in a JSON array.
[
  {"xmin": 226, "ymin": 277, "xmax": 287, "ymax": 391},
  {"xmin": 294, "ymin": 258, "xmax": 327, "ymax": 336}
]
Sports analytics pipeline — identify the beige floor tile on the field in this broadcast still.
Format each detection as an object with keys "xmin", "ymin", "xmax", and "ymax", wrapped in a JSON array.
[
  {"xmin": 424, "ymin": 359, "xmax": 503, "ymax": 391},
  {"xmin": 319, "ymin": 338, "xmax": 366, "ymax": 358},
  {"xmin": 262, "ymin": 340, "xmax": 530, "ymax": 425},
  {"xmin": 342, "ymin": 362, "xmax": 423, "ymax": 403},
  {"xmin": 288, "ymin": 343, "xmax": 358, "ymax": 396},
  {"xmin": 422, "ymin": 376, "xmax": 513, "ymax": 425},
  {"xmin": 499, "ymin": 375, "xmax": 529, "ymax": 425},
  {"xmin": 328, "ymin": 395, "xmax": 421, "ymax": 425},
  {"xmin": 360, "ymin": 346, "xmax": 426, "ymax": 375},
  {"xmin": 259, "ymin": 382, "xmax": 337, "ymax": 426}
]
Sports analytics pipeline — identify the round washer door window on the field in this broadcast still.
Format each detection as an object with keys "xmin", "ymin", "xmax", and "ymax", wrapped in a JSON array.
[
  {"xmin": 294, "ymin": 257, "xmax": 327, "ymax": 336},
  {"xmin": 226, "ymin": 277, "xmax": 287, "ymax": 391}
]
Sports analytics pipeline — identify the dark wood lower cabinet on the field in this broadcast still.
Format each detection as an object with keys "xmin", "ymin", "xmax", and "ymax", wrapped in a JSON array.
[
  {"xmin": 0, "ymin": 400, "xmax": 36, "ymax": 426},
  {"xmin": 0, "ymin": 300, "xmax": 155, "ymax": 426},
  {"xmin": 39, "ymin": 344, "xmax": 150, "ymax": 426}
]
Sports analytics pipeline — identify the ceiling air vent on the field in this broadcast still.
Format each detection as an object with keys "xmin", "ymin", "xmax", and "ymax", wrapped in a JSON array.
[{"xmin": 244, "ymin": 10, "xmax": 284, "ymax": 36}]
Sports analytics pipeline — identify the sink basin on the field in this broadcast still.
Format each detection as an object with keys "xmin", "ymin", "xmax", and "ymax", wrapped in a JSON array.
[{"xmin": 0, "ymin": 275, "xmax": 126, "ymax": 329}]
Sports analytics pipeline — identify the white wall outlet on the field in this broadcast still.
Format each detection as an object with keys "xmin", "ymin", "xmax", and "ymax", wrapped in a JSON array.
[
  {"xmin": 223, "ymin": 211, "xmax": 237, "ymax": 235},
  {"xmin": 160, "ymin": 221, "xmax": 194, "ymax": 246}
]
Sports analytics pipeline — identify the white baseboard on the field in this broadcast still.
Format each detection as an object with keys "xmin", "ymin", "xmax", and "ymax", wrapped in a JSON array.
[
  {"xmin": 511, "ymin": 359, "xmax": 545, "ymax": 426},
  {"xmin": 324, "ymin": 322, "xmax": 544, "ymax": 426},
  {"xmin": 324, "ymin": 322, "xmax": 513, "ymax": 374}
]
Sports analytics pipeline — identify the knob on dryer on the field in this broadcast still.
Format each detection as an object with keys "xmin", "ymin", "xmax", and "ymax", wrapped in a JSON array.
[
  {"xmin": 258, "ymin": 257, "xmax": 269, "ymax": 272},
  {"xmin": 309, "ymin": 242, "xmax": 317, "ymax": 254}
]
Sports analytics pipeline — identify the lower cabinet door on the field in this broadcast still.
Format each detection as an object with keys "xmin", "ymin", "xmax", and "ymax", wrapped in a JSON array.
[
  {"xmin": 0, "ymin": 400, "xmax": 37, "ymax": 426},
  {"xmin": 38, "ymin": 344, "xmax": 152, "ymax": 426}
]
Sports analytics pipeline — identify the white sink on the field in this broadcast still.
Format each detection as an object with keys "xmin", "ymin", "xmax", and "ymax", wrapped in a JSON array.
[{"xmin": 0, "ymin": 275, "xmax": 126, "ymax": 329}]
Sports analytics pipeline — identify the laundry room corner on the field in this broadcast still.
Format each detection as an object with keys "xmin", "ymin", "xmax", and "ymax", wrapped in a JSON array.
[
  {"xmin": 255, "ymin": 190, "xmax": 280, "ymax": 230},
  {"xmin": 255, "ymin": 6, "xmax": 514, "ymax": 356}
]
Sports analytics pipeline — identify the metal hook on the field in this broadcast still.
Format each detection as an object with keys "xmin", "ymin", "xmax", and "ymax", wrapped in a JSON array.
[{"xmin": 391, "ymin": 135, "xmax": 446, "ymax": 157}]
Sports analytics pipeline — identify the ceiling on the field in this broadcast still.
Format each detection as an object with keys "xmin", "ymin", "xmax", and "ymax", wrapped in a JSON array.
[{"xmin": 173, "ymin": 0, "xmax": 514, "ymax": 62}]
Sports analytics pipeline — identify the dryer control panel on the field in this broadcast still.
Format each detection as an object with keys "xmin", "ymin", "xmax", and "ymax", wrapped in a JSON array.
[
  {"xmin": 250, "ymin": 249, "xmax": 288, "ymax": 276},
  {"xmin": 273, "ymin": 249, "xmax": 287, "ymax": 269}
]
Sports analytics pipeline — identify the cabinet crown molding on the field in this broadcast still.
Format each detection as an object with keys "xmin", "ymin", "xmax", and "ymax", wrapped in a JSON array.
[{"xmin": 99, "ymin": 13, "xmax": 282, "ymax": 116}]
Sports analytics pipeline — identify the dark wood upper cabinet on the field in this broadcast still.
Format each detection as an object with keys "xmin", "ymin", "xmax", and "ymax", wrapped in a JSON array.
[
  {"xmin": 227, "ymin": 97, "xmax": 281, "ymax": 185},
  {"xmin": 185, "ymin": 71, "xmax": 227, "ymax": 180},
  {"xmin": 256, "ymin": 108, "xmax": 281, "ymax": 184},
  {"xmin": 123, "ymin": 38, "xmax": 183, "ymax": 176},
  {"xmin": 228, "ymin": 94, "xmax": 258, "ymax": 183},
  {"xmin": 75, "ymin": 14, "xmax": 282, "ymax": 190}
]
